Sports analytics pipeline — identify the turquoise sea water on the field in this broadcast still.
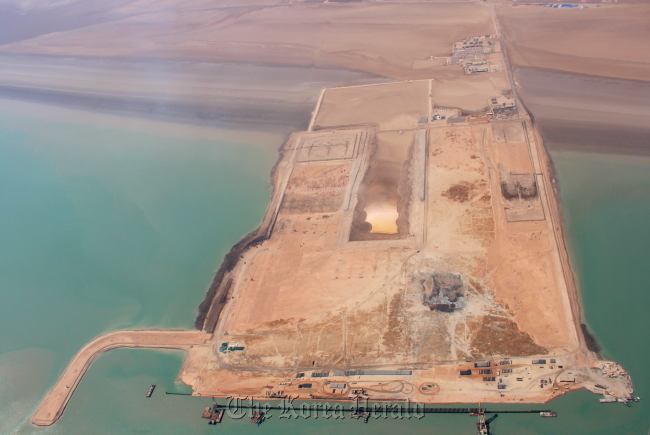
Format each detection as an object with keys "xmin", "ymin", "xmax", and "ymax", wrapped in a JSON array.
[
  {"xmin": 1, "ymin": 101, "xmax": 649, "ymax": 434},
  {"xmin": 0, "ymin": 100, "xmax": 279, "ymax": 434},
  {"xmin": 547, "ymin": 151, "xmax": 650, "ymax": 435}
]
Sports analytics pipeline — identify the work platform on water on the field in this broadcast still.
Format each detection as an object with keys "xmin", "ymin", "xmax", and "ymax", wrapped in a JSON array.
[
  {"xmin": 477, "ymin": 412, "xmax": 498, "ymax": 435},
  {"xmin": 250, "ymin": 411, "xmax": 265, "ymax": 425},
  {"xmin": 202, "ymin": 404, "xmax": 224, "ymax": 425}
]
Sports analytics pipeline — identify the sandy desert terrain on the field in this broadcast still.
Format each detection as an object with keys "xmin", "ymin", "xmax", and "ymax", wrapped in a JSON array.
[{"xmin": 0, "ymin": 2, "xmax": 493, "ymax": 80}]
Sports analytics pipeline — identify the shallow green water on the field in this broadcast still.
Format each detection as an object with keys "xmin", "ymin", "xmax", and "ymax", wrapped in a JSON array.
[
  {"xmin": 546, "ymin": 151, "xmax": 650, "ymax": 435},
  {"xmin": 0, "ymin": 100, "xmax": 279, "ymax": 433},
  {"xmin": 1, "ymin": 102, "xmax": 649, "ymax": 434}
]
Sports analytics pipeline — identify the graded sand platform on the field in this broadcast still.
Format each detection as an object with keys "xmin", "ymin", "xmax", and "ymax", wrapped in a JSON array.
[
  {"xmin": 182, "ymin": 78, "xmax": 634, "ymax": 405},
  {"xmin": 31, "ymin": 330, "xmax": 211, "ymax": 426}
]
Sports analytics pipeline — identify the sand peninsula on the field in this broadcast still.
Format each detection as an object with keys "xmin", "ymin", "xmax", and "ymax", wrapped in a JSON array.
[{"xmin": 16, "ymin": 1, "xmax": 641, "ymax": 426}]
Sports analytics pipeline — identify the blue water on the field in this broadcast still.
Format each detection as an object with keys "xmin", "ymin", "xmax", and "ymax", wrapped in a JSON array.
[{"xmin": 1, "ymin": 101, "xmax": 649, "ymax": 434}]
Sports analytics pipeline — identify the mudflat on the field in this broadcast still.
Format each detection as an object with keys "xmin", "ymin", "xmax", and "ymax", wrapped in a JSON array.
[
  {"xmin": 0, "ymin": 2, "xmax": 493, "ymax": 79},
  {"xmin": 498, "ymin": 4, "xmax": 650, "ymax": 81},
  {"xmin": 0, "ymin": 54, "xmax": 384, "ymax": 131},
  {"xmin": 515, "ymin": 67, "xmax": 650, "ymax": 155}
]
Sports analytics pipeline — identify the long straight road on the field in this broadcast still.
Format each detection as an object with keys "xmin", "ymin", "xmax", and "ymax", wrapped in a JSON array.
[{"xmin": 490, "ymin": 3, "xmax": 521, "ymax": 119}]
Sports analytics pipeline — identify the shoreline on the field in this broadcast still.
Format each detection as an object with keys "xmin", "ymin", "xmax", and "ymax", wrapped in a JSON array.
[
  {"xmin": 195, "ymin": 136, "xmax": 292, "ymax": 331},
  {"xmin": 0, "ymin": 84, "xmax": 313, "ymax": 133},
  {"xmin": 516, "ymin": 68, "xmax": 646, "ymax": 358},
  {"xmin": 518, "ymin": 97, "xmax": 587, "ymax": 353}
]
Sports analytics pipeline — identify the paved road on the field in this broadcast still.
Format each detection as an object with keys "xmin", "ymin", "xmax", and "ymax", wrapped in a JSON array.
[{"xmin": 31, "ymin": 329, "xmax": 211, "ymax": 426}]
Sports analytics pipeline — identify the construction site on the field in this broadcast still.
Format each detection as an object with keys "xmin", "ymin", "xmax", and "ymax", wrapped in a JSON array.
[
  {"xmin": 28, "ymin": 19, "xmax": 639, "ymax": 426},
  {"xmin": 180, "ymin": 72, "xmax": 634, "ymax": 405}
]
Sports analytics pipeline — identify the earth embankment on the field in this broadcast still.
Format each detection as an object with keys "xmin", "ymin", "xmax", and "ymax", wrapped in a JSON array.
[{"xmin": 31, "ymin": 329, "xmax": 211, "ymax": 427}]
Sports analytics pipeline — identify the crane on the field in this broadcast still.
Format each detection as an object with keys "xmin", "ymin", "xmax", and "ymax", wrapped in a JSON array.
[{"xmin": 477, "ymin": 412, "xmax": 498, "ymax": 435}]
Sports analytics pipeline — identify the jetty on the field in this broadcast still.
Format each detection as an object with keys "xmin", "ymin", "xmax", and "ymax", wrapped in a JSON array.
[
  {"xmin": 192, "ymin": 401, "xmax": 556, "ymax": 427},
  {"xmin": 31, "ymin": 329, "xmax": 211, "ymax": 426},
  {"xmin": 211, "ymin": 400, "xmax": 554, "ymax": 416}
]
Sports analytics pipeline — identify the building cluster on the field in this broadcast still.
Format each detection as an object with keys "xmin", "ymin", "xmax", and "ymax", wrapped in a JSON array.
[
  {"xmin": 447, "ymin": 35, "xmax": 497, "ymax": 74},
  {"xmin": 490, "ymin": 93, "xmax": 517, "ymax": 120}
]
